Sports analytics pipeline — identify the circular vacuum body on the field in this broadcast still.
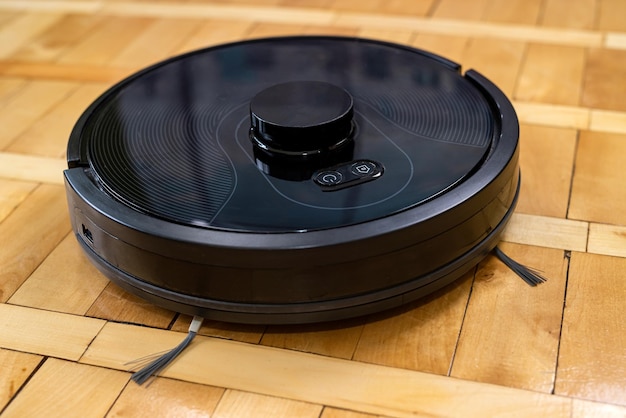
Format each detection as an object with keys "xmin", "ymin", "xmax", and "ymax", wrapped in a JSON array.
[{"xmin": 64, "ymin": 37, "xmax": 520, "ymax": 324}]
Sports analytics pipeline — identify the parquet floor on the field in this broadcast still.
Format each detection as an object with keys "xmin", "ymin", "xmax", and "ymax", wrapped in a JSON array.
[{"xmin": 1, "ymin": 0, "xmax": 626, "ymax": 416}]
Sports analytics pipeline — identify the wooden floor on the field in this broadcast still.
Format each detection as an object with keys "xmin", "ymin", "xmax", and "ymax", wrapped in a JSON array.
[{"xmin": 1, "ymin": 0, "xmax": 626, "ymax": 416}]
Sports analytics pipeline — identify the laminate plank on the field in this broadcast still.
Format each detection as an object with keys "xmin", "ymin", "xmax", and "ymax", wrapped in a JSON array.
[
  {"xmin": 587, "ymin": 222, "xmax": 626, "ymax": 258},
  {"xmin": 261, "ymin": 317, "xmax": 364, "ymax": 359},
  {"xmin": 57, "ymin": 16, "xmax": 155, "ymax": 65},
  {"xmin": 0, "ymin": 179, "xmax": 36, "ymax": 223},
  {"xmin": 110, "ymin": 17, "xmax": 202, "ymax": 68},
  {"xmin": 572, "ymin": 399, "xmax": 626, "ymax": 417},
  {"xmin": 0, "ymin": 80, "xmax": 78, "ymax": 149},
  {"xmin": 1, "ymin": 358, "xmax": 128, "ymax": 418},
  {"xmin": 431, "ymin": 0, "xmax": 488, "ymax": 20},
  {"xmin": 0, "ymin": 349, "xmax": 43, "ymax": 411},
  {"xmin": 352, "ymin": 273, "xmax": 472, "ymax": 374},
  {"xmin": 569, "ymin": 130, "xmax": 626, "ymax": 225},
  {"xmin": 107, "ymin": 377, "xmax": 224, "ymax": 418},
  {"xmin": 8, "ymin": 233, "xmax": 109, "ymax": 315},
  {"xmin": 482, "ymin": 0, "xmax": 542, "ymax": 25},
  {"xmin": 0, "ymin": 152, "xmax": 66, "ymax": 185},
  {"xmin": 9, "ymin": 13, "xmax": 106, "ymax": 62},
  {"xmin": 605, "ymin": 32, "xmax": 626, "ymax": 50},
  {"xmin": 213, "ymin": 390, "xmax": 323, "ymax": 418},
  {"xmin": 171, "ymin": 315, "xmax": 265, "ymax": 345},
  {"xmin": 0, "ymin": 12, "xmax": 63, "ymax": 58},
  {"xmin": 0, "ymin": 61, "xmax": 131, "ymax": 82},
  {"xmin": 501, "ymin": 213, "xmax": 588, "ymax": 251},
  {"xmin": 0, "ymin": 1, "xmax": 99, "ymax": 14},
  {"xmin": 356, "ymin": 28, "xmax": 413, "ymax": 44},
  {"xmin": 450, "ymin": 243, "xmax": 568, "ymax": 392},
  {"xmin": 82, "ymin": 322, "xmax": 573, "ymax": 418},
  {"xmin": 379, "ymin": 0, "xmax": 433, "ymax": 16},
  {"xmin": 411, "ymin": 34, "xmax": 468, "ymax": 65},
  {"xmin": 555, "ymin": 252, "xmax": 626, "ymax": 406},
  {"xmin": 6, "ymin": 83, "xmax": 107, "ymax": 157},
  {"xmin": 0, "ymin": 77, "xmax": 25, "ymax": 103},
  {"xmin": 461, "ymin": 38, "xmax": 525, "ymax": 97},
  {"xmin": 596, "ymin": 0, "xmax": 626, "ymax": 31},
  {"xmin": 516, "ymin": 124, "xmax": 577, "ymax": 218},
  {"xmin": 174, "ymin": 19, "xmax": 254, "ymax": 53},
  {"xmin": 0, "ymin": 184, "xmax": 70, "ymax": 303},
  {"xmin": 330, "ymin": 0, "xmax": 382, "ymax": 13},
  {"xmin": 322, "ymin": 408, "xmax": 384, "ymax": 418},
  {"xmin": 513, "ymin": 101, "xmax": 590, "ymax": 130},
  {"xmin": 514, "ymin": 44, "xmax": 585, "ymax": 106},
  {"xmin": 0, "ymin": 304, "xmax": 105, "ymax": 360},
  {"xmin": 541, "ymin": 0, "xmax": 596, "ymax": 30},
  {"xmin": 590, "ymin": 109, "xmax": 626, "ymax": 135},
  {"xmin": 582, "ymin": 48, "xmax": 626, "ymax": 112},
  {"xmin": 86, "ymin": 282, "xmax": 175, "ymax": 328},
  {"xmin": 245, "ymin": 22, "xmax": 307, "ymax": 38}
]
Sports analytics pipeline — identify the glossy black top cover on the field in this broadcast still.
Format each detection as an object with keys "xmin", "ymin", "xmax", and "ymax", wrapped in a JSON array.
[{"xmin": 72, "ymin": 37, "xmax": 499, "ymax": 232}]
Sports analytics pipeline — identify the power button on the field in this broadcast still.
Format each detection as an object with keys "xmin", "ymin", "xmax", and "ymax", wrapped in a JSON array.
[{"xmin": 314, "ymin": 170, "xmax": 343, "ymax": 186}]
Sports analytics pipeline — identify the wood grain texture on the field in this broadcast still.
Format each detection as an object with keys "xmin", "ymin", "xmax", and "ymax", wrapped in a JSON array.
[
  {"xmin": 0, "ymin": 349, "xmax": 42, "ymax": 411},
  {"xmin": 516, "ymin": 124, "xmax": 577, "ymax": 218},
  {"xmin": 501, "ymin": 213, "xmax": 588, "ymax": 251},
  {"xmin": 555, "ymin": 252, "xmax": 626, "ymax": 405},
  {"xmin": 450, "ymin": 243, "xmax": 568, "ymax": 392},
  {"xmin": 82, "ymin": 322, "xmax": 574, "ymax": 418},
  {"xmin": 0, "ymin": 184, "xmax": 70, "ymax": 302},
  {"xmin": 0, "ymin": 152, "xmax": 65, "ymax": 185},
  {"xmin": 213, "ymin": 390, "xmax": 323, "ymax": 418},
  {"xmin": 587, "ymin": 222, "xmax": 626, "ymax": 258},
  {"xmin": 582, "ymin": 48, "xmax": 626, "ymax": 112},
  {"xmin": 108, "ymin": 377, "xmax": 224, "ymax": 418},
  {"xmin": 1, "ymin": 358, "xmax": 128, "ymax": 418},
  {"xmin": 569, "ymin": 130, "xmax": 626, "ymax": 225},
  {"xmin": 353, "ymin": 274, "xmax": 472, "ymax": 374},
  {"xmin": 541, "ymin": 0, "xmax": 596, "ymax": 30},
  {"xmin": 8, "ymin": 233, "xmax": 108, "ymax": 315},
  {"xmin": 0, "ymin": 303, "xmax": 104, "ymax": 360},
  {"xmin": 0, "ymin": 179, "xmax": 36, "ymax": 223}
]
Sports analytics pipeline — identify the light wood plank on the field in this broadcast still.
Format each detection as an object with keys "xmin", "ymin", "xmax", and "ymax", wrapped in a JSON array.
[
  {"xmin": 1, "ymin": 358, "xmax": 128, "ymax": 418},
  {"xmin": 9, "ymin": 13, "xmax": 106, "ymax": 62},
  {"xmin": 0, "ymin": 12, "xmax": 63, "ymax": 58},
  {"xmin": 461, "ymin": 38, "xmax": 525, "ymax": 97},
  {"xmin": 86, "ymin": 282, "xmax": 176, "ymax": 329},
  {"xmin": 569, "ymin": 130, "xmax": 626, "ymax": 225},
  {"xmin": 450, "ymin": 243, "xmax": 568, "ymax": 392},
  {"xmin": 432, "ymin": 0, "xmax": 488, "ymax": 20},
  {"xmin": 582, "ymin": 48, "xmax": 626, "ymax": 112},
  {"xmin": 334, "ymin": 15, "xmax": 603, "ymax": 48},
  {"xmin": 516, "ymin": 125, "xmax": 577, "ymax": 218},
  {"xmin": 596, "ymin": 0, "xmax": 626, "ymax": 31},
  {"xmin": 174, "ymin": 19, "xmax": 254, "ymax": 54},
  {"xmin": 0, "ymin": 304, "xmax": 105, "ymax": 360},
  {"xmin": 605, "ymin": 32, "xmax": 626, "ymax": 50},
  {"xmin": 0, "ymin": 184, "xmax": 70, "ymax": 303},
  {"xmin": 590, "ymin": 109, "xmax": 626, "ymax": 135},
  {"xmin": 110, "ymin": 17, "xmax": 202, "ymax": 68},
  {"xmin": 213, "ymin": 390, "xmax": 322, "ymax": 418},
  {"xmin": 0, "ymin": 77, "xmax": 25, "ymax": 103},
  {"xmin": 541, "ymin": 0, "xmax": 596, "ymax": 30},
  {"xmin": 82, "ymin": 322, "xmax": 573, "ymax": 418},
  {"xmin": 7, "ymin": 83, "xmax": 107, "ymax": 157},
  {"xmin": 261, "ymin": 317, "xmax": 364, "ymax": 360},
  {"xmin": 588, "ymin": 222, "xmax": 626, "ymax": 259},
  {"xmin": 245, "ymin": 22, "xmax": 308, "ymax": 38},
  {"xmin": 0, "ymin": 152, "xmax": 66, "ymax": 185},
  {"xmin": 322, "ymin": 408, "xmax": 383, "ymax": 418},
  {"xmin": 0, "ymin": 80, "xmax": 78, "ymax": 149},
  {"xmin": 572, "ymin": 399, "xmax": 626, "ymax": 417},
  {"xmin": 555, "ymin": 252, "xmax": 626, "ymax": 406},
  {"xmin": 172, "ymin": 315, "xmax": 266, "ymax": 345},
  {"xmin": 352, "ymin": 273, "xmax": 472, "ymax": 374},
  {"xmin": 502, "ymin": 213, "xmax": 588, "ymax": 251},
  {"xmin": 0, "ymin": 61, "xmax": 131, "ymax": 83},
  {"xmin": 108, "ymin": 377, "xmax": 224, "ymax": 418},
  {"xmin": 0, "ymin": 1, "xmax": 100, "ymax": 14},
  {"xmin": 514, "ymin": 44, "xmax": 585, "ymax": 106},
  {"xmin": 8, "ymin": 233, "xmax": 109, "ymax": 315},
  {"xmin": 411, "ymin": 34, "xmax": 468, "ymax": 65},
  {"xmin": 58, "ymin": 16, "xmax": 155, "ymax": 65},
  {"xmin": 513, "ymin": 101, "xmax": 590, "ymax": 130},
  {"xmin": 0, "ymin": 179, "xmax": 36, "ymax": 223},
  {"xmin": 0, "ymin": 349, "xmax": 43, "ymax": 411},
  {"xmin": 482, "ymin": 0, "xmax": 542, "ymax": 25}
]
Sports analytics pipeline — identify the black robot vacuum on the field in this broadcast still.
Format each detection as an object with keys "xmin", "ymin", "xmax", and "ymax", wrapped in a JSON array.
[{"xmin": 64, "ymin": 36, "xmax": 520, "ymax": 324}]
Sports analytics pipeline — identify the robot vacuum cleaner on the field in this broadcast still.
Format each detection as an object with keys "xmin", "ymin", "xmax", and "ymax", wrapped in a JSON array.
[{"xmin": 64, "ymin": 36, "xmax": 520, "ymax": 324}]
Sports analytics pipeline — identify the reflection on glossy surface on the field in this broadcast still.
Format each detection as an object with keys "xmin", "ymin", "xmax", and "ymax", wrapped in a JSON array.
[{"xmin": 82, "ymin": 38, "xmax": 497, "ymax": 232}]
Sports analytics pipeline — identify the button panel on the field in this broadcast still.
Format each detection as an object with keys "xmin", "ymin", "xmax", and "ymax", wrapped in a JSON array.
[{"xmin": 314, "ymin": 160, "xmax": 383, "ymax": 191}]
